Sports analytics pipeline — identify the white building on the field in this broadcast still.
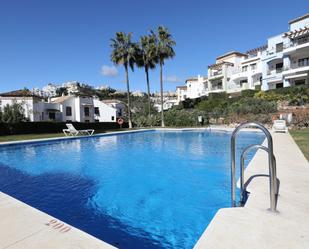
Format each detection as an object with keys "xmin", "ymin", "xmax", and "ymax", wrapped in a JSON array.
[
  {"xmin": 42, "ymin": 83, "xmax": 58, "ymax": 97},
  {"xmin": 176, "ymin": 14, "xmax": 309, "ymax": 103},
  {"xmin": 0, "ymin": 90, "xmax": 60, "ymax": 121},
  {"xmin": 51, "ymin": 95, "xmax": 95, "ymax": 123},
  {"xmin": 185, "ymin": 75, "xmax": 208, "ymax": 99},
  {"xmin": 176, "ymin": 86, "xmax": 187, "ymax": 104},
  {"xmin": 154, "ymin": 99, "xmax": 178, "ymax": 112},
  {"xmin": 93, "ymin": 99, "xmax": 124, "ymax": 122},
  {"xmin": 0, "ymin": 89, "xmax": 127, "ymax": 123},
  {"xmin": 261, "ymin": 13, "xmax": 309, "ymax": 90}
]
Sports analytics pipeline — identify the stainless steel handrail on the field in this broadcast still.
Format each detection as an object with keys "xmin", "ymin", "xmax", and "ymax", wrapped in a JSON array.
[
  {"xmin": 240, "ymin": 144, "xmax": 278, "ymax": 206},
  {"xmin": 231, "ymin": 122, "xmax": 278, "ymax": 212}
]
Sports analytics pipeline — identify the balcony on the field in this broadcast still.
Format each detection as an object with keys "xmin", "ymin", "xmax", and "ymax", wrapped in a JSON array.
[
  {"xmin": 283, "ymin": 38, "xmax": 309, "ymax": 54},
  {"xmin": 282, "ymin": 63, "xmax": 309, "ymax": 76}
]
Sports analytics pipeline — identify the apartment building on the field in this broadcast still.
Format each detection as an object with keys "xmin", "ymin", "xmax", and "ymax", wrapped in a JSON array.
[
  {"xmin": 262, "ymin": 13, "xmax": 309, "ymax": 90},
  {"xmin": 176, "ymin": 13, "xmax": 309, "ymax": 103}
]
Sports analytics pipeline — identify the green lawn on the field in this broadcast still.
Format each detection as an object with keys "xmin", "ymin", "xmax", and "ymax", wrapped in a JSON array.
[
  {"xmin": 290, "ymin": 129, "xmax": 309, "ymax": 161},
  {"xmin": 0, "ymin": 128, "xmax": 137, "ymax": 143},
  {"xmin": 0, "ymin": 133, "xmax": 66, "ymax": 142}
]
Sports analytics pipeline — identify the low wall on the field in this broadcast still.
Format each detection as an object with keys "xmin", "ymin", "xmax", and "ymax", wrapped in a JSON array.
[{"xmin": 0, "ymin": 122, "xmax": 128, "ymax": 135}]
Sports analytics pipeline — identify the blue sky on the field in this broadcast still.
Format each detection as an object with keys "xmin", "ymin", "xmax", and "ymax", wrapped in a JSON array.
[{"xmin": 0, "ymin": 0, "xmax": 308, "ymax": 93}]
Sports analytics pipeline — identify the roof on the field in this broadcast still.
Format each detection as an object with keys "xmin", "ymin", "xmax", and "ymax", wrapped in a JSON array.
[
  {"xmin": 0, "ymin": 89, "xmax": 41, "ymax": 98},
  {"xmin": 101, "ymin": 99, "xmax": 126, "ymax": 105},
  {"xmin": 216, "ymin": 51, "xmax": 247, "ymax": 60},
  {"xmin": 289, "ymin": 13, "xmax": 309, "ymax": 25},
  {"xmin": 51, "ymin": 95, "xmax": 72, "ymax": 103},
  {"xmin": 185, "ymin": 78, "xmax": 198, "ymax": 83},
  {"xmin": 246, "ymin": 45, "xmax": 268, "ymax": 55},
  {"xmin": 176, "ymin": 86, "xmax": 187, "ymax": 89},
  {"xmin": 208, "ymin": 61, "xmax": 234, "ymax": 69}
]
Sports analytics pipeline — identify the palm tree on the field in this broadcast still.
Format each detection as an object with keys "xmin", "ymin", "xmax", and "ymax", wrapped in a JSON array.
[
  {"xmin": 137, "ymin": 33, "xmax": 158, "ymax": 118},
  {"xmin": 155, "ymin": 26, "xmax": 176, "ymax": 127},
  {"xmin": 110, "ymin": 32, "xmax": 138, "ymax": 128}
]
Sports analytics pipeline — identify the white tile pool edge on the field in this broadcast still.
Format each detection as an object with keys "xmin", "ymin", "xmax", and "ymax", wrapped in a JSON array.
[{"xmin": 194, "ymin": 131, "xmax": 309, "ymax": 249}]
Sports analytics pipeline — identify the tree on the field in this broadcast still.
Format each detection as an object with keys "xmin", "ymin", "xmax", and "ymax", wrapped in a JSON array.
[
  {"xmin": 154, "ymin": 26, "xmax": 176, "ymax": 127},
  {"xmin": 1, "ymin": 103, "xmax": 28, "ymax": 123},
  {"xmin": 110, "ymin": 32, "xmax": 138, "ymax": 128},
  {"xmin": 137, "ymin": 33, "xmax": 158, "ymax": 118},
  {"xmin": 56, "ymin": 87, "xmax": 68, "ymax": 97}
]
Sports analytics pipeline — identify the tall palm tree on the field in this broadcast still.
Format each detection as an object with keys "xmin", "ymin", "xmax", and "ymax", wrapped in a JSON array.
[
  {"xmin": 155, "ymin": 26, "xmax": 176, "ymax": 127},
  {"xmin": 110, "ymin": 32, "xmax": 138, "ymax": 128},
  {"xmin": 137, "ymin": 33, "xmax": 158, "ymax": 118}
]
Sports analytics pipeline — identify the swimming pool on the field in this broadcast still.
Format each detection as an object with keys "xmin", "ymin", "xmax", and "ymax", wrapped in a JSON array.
[{"xmin": 0, "ymin": 130, "xmax": 264, "ymax": 248}]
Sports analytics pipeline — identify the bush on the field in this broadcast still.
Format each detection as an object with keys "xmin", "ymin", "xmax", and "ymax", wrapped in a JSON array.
[
  {"xmin": 0, "ymin": 122, "xmax": 128, "ymax": 136},
  {"xmin": 164, "ymin": 109, "xmax": 209, "ymax": 127},
  {"xmin": 241, "ymin": 89, "xmax": 259, "ymax": 97},
  {"xmin": 228, "ymin": 98, "xmax": 277, "ymax": 115}
]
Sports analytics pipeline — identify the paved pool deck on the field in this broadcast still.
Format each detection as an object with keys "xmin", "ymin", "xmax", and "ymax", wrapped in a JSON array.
[
  {"xmin": 194, "ymin": 131, "xmax": 309, "ymax": 249},
  {"xmin": 0, "ymin": 192, "xmax": 115, "ymax": 249},
  {"xmin": 0, "ymin": 128, "xmax": 308, "ymax": 248}
]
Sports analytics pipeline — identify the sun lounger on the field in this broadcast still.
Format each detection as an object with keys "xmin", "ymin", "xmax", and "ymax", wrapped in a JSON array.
[
  {"xmin": 63, "ymin": 123, "xmax": 95, "ymax": 136},
  {"xmin": 272, "ymin": 119, "xmax": 288, "ymax": 133}
]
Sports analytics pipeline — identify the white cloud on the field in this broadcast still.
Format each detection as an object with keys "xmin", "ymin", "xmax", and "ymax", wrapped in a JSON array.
[
  {"xmin": 101, "ymin": 65, "xmax": 118, "ymax": 77},
  {"xmin": 164, "ymin": 75, "xmax": 183, "ymax": 83}
]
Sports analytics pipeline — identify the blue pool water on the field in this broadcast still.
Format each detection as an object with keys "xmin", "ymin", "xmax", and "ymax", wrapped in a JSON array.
[{"xmin": 0, "ymin": 130, "xmax": 264, "ymax": 248}]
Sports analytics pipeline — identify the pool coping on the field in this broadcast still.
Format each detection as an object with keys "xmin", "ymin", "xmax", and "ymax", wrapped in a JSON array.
[{"xmin": 194, "ymin": 131, "xmax": 309, "ymax": 248}]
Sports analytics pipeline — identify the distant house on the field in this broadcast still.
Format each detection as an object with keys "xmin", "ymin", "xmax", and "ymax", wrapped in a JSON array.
[
  {"xmin": 0, "ymin": 89, "xmax": 60, "ymax": 121},
  {"xmin": 101, "ymin": 99, "xmax": 127, "ymax": 118},
  {"xmin": 51, "ymin": 95, "xmax": 95, "ymax": 123},
  {"xmin": 0, "ymin": 89, "xmax": 127, "ymax": 123}
]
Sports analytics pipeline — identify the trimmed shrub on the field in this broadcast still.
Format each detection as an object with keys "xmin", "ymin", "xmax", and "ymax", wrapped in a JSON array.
[
  {"xmin": 0, "ymin": 122, "xmax": 128, "ymax": 136},
  {"xmin": 241, "ymin": 89, "xmax": 259, "ymax": 98}
]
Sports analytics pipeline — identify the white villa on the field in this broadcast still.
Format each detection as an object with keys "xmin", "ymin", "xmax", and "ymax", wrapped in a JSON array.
[
  {"xmin": 177, "ymin": 13, "xmax": 309, "ymax": 102},
  {"xmin": 0, "ymin": 90, "xmax": 126, "ymax": 123}
]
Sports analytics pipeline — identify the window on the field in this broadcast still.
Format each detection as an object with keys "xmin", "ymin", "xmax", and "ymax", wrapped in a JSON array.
[
  {"xmin": 84, "ymin": 107, "xmax": 90, "ymax": 117},
  {"xmin": 94, "ymin": 107, "xmax": 100, "ymax": 115},
  {"xmin": 66, "ymin": 106, "xmax": 72, "ymax": 116},
  {"xmin": 298, "ymin": 57, "xmax": 309, "ymax": 67},
  {"xmin": 276, "ymin": 63, "xmax": 283, "ymax": 73},
  {"xmin": 295, "ymin": 79, "xmax": 306, "ymax": 86},
  {"xmin": 276, "ymin": 83, "xmax": 283, "ymax": 89},
  {"xmin": 111, "ymin": 116, "xmax": 115, "ymax": 121},
  {"xmin": 85, "ymin": 120, "xmax": 90, "ymax": 123},
  {"xmin": 251, "ymin": 63, "xmax": 257, "ymax": 70},
  {"xmin": 240, "ymin": 80, "xmax": 248, "ymax": 86},
  {"xmin": 276, "ymin": 43, "xmax": 283, "ymax": 53},
  {"xmin": 42, "ymin": 112, "xmax": 44, "ymax": 120},
  {"xmin": 118, "ymin": 109, "xmax": 122, "ymax": 116},
  {"xmin": 95, "ymin": 119, "xmax": 100, "ymax": 123},
  {"xmin": 66, "ymin": 120, "xmax": 72, "ymax": 122},
  {"xmin": 242, "ymin": 66, "xmax": 248, "ymax": 72}
]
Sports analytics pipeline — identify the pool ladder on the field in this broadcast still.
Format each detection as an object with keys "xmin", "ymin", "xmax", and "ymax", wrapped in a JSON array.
[{"xmin": 231, "ymin": 122, "xmax": 279, "ymax": 212}]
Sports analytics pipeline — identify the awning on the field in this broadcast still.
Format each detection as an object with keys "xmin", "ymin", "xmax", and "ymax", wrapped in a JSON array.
[{"xmin": 284, "ymin": 27, "xmax": 309, "ymax": 39}]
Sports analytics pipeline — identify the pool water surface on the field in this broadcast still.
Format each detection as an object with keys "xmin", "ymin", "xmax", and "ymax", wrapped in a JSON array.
[{"xmin": 0, "ymin": 130, "xmax": 264, "ymax": 248}]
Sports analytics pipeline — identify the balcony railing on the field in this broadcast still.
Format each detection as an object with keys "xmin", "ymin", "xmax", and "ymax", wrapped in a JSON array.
[
  {"xmin": 283, "ymin": 63, "xmax": 309, "ymax": 71},
  {"xmin": 209, "ymin": 70, "xmax": 223, "ymax": 77},
  {"xmin": 283, "ymin": 38, "xmax": 309, "ymax": 49},
  {"xmin": 211, "ymin": 85, "xmax": 223, "ymax": 90}
]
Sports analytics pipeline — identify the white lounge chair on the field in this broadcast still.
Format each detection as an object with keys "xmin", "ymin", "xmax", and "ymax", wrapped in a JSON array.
[
  {"xmin": 272, "ymin": 119, "xmax": 288, "ymax": 133},
  {"xmin": 63, "ymin": 123, "xmax": 95, "ymax": 136}
]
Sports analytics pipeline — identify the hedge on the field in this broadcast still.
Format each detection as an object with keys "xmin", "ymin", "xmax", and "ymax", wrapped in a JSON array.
[{"xmin": 0, "ymin": 122, "xmax": 128, "ymax": 136}]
